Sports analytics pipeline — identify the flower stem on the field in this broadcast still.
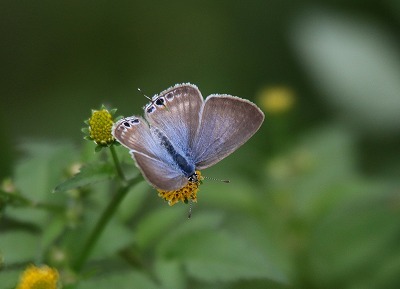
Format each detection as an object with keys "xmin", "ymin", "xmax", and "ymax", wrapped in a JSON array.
[
  {"xmin": 110, "ymin": 145, "xmax": 126, "ymax": 182},
  {"xmin": 72, "ymin": 174, "xmax": 142, "ymax": 272}
]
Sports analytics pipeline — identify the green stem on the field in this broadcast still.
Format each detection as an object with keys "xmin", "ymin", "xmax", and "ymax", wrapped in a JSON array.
[
  {"xmin": 72, "ymin": 174, "xmax": 142, "ymax": 272},
  {"xmin": 110, "ymin": 145, "xmax": 126, "ymax": 182}
]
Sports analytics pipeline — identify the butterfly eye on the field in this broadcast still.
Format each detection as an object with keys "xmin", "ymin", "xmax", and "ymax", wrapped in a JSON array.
[{"xmin": 188, "ymin": 173, "xmax": 198, "ymax": 183}]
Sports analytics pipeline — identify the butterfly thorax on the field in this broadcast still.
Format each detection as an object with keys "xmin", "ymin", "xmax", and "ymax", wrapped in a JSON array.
[{"xmin": 152, "ymin": 127, "xmax": 195, "ymax": 178}]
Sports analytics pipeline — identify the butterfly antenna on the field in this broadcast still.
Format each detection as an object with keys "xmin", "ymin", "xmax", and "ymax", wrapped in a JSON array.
[
  {"xmin": 203, "ymin": 176, "xmax": 230, "ymax": 183},
  {"xmin": 138, "ymin": 87, "xmax": 169, "ymax": 110},
  {"xmin": 137, "ymin": 88, "xmax": 152, "ymax": 102}
]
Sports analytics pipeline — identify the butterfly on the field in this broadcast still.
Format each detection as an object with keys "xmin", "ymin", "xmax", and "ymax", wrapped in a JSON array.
[{"xmin": 112, "ymin": 83, "xmax": 264, "ymax": 195}]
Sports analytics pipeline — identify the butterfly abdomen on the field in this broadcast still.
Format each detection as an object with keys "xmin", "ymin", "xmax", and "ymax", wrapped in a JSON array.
[{"xmin": 152, "ymin": 127, "xmax": 195, "ymax": 177}]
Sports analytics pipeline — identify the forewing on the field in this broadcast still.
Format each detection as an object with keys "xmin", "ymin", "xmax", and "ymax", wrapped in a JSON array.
[
  {"xmin": 192, "ymin": 95, "xmax": 264, "ymax": 169},
  {"xmin": 112, "ymin": 116, "xmax": 158, "ymax": 158},
  {"xmin": 144, "ymin": 83, "xmax": 203, "ymax": 154},
  {"xmin": 112, "ymin": 116, "xmax": 187, "ymax": 191}
]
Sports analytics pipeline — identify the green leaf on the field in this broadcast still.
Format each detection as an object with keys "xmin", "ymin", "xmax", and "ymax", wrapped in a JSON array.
[
  {"xmin": 154, "ymin": 212, "xmax": 223, "ymax": 288},
  {"xmin": 54, "ymin": 163, "xmax": 115, "ymax": 193},
  {"xmin": 292, "ymin": 11, "xmax": 400, "ymax": 133},
  {"xmin": 157, "ymin": 223, "xmax": 283, "ymax": 283},
  {"xmin": 41, "ymin": 216, "xmax": 65, "ymax": 249},
  {"xmin": 183, "ymin": 232, "xmax": 279, "ymax": 282},
  {"xmin": 200, "ymin": 180, "xmax": 258, "ymax": 212},
  {"xmin": 154, "ymin": 259, "xmax": 186, "ymax": 289},
  {"xmin": 63, "ymin": 207, "xmax": 132, "ymax": 265},
  {"xmin": 265, "ymin": 126, "xmax": 358, "ymax": 220},
  {"xmin": 0, "ymin": 269, "xmax": 21, "ymax": 289},
  {"xmin": 4, "ymin": 207, "xmax": 48, "ymax": 229},
  {"xmin": 135, "ymin": 206, "xmax": 188, "ymax": 251},
  {"xmin": 309, "ymin": 190, "xmax": 400, "ymax": 289},
  {"xmin": 115, "ymin": 115, "xmax": 124, "ymax": 122},
  {"xmin": 94, "ymin": 145, "xmax": 103, "ymax": 152},
  {"xmin": 15, "ymin": 142, "xmax": 77, "ymax": 201},
  {"xmin": 0, "ymin": 191, "xmax": 30, "ymax": 207},
  {"xmin": 81, "ymin": 127, "xmax": 90, "ymax": 134},
  {"xmin": 231, "ymin": 279, "xmax": 291, "ymax": 289},
  {"xmin": 91, "ymin": 218, "xmax": 133, "ymax": 259},
  {"xmin": 224, "ymin": 214, "xmax": 290, "ymax": 284},
  {"xmin": 75, "ymin": 270, "xmax": 160, "ymax": 289},
  {"xmin": 155, "ymin": 211, "xmax": 225, "ymax": 255},
  {"xmin": 0, "ymin": 231, "xmax": 39, "ymax": 264},
  {"xmin": 117, "ymin": 181, "xmax": 149, "ymax": 222}
]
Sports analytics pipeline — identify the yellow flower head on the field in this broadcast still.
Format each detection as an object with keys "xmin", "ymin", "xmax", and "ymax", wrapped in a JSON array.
[
  {"xmin": 16, "ymin": 265, "xmax": 59, "ymax": 289},
  {"xmin": 87, "ymin": 108, "xmax": 115, "ymax": 146},
  {"xmin": 157, "ymin": 171, "xmax": 203, "ymax": 206},
  {"xmin": 258, "ymin": 86, "xmax": 295, "ymax": 114},
  {"xmin": 1, "ymin": 178, "xmax": 16, "ymax": 193}
]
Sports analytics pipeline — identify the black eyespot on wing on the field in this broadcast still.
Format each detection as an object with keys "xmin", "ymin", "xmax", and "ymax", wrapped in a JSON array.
[
  {"xmin": 165, "ymin": 92, "xmax": 173, "ymax": 100},
  {"xmin": 130, "ymin": 118, "xmax": 139, "ymax": 124},
  {"xmin": 123, "ymin": 121, "xmax": 130, "ymax": 127},
  {"xmin": 147, "ymin": 105, "xmax": 155, "ymax": 113},
  {"xmin": 155, "ymin": 97, "xmax": 165, "ymax": 106}
]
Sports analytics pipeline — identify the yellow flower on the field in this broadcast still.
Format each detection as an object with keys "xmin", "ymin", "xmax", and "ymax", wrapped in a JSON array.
[
  {"xmin": 258, "ymin": 86, "xmax": 295, "ymax": 114},
  {"xmin": 88, "ymin": 108, "xmax": 115, "ymax": 146},
  {"xmin": 1, "ymin": 178, "xmax": 16, "ymax": 193},
  {"xmin": 157, "ymin": 171, "xmax": 203, "ymax": 206},
  {"xmin": 16, "ymin": 265, "xmax": 59, "ymax": 289}
]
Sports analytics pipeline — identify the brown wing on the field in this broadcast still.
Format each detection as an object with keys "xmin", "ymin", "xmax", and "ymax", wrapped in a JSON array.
[{"xmin": 192, "ymin": 95, "xmax": 264, "ymax": 169}]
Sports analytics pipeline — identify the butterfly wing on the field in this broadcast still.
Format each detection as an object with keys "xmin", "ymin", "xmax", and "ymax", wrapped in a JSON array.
[
  {"xmin": 192, "ymin": 95, "xmax": 265, "ymax": 170},
  {"xmin": 112, "ymin": 116, "xmax": 188, "ymax": 191},
  {"xmin": 144, "ymin": 83, "xmax": 203, "ymax": 156}
]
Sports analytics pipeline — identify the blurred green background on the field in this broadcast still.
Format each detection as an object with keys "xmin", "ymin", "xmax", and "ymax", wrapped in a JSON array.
[{"xmin": 1, "ymin": 1, "xmax": 400, "ymax": 288}]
